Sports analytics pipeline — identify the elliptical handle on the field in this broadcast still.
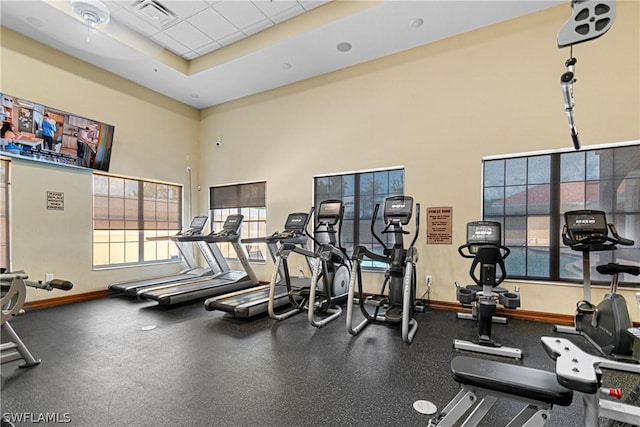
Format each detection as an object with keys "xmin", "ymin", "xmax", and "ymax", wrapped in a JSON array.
[
  {"xmin": 370, "ymin": 203, "xmax": 387, "ymax": 251},
  {"xmin": 304, "ymin": 206, "xmax": 321, "ymax": 247},
  {"xmin": 410, "ymin": 202, "xmax": 420, "ymax": 248}
]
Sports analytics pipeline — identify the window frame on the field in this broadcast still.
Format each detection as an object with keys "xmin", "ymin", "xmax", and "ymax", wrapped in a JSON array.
[
  {"xmin": 313, "ymin": 166, "xmax": 405, "ymax": 271},
  {"xmin": 0, "ymin": 157, "xmax": 10, "ymax": 271},
  {"xmin": 209, "ymin": 181, "xmax": 267, "ymax": 263},
  {"xmin": 92, "ymin": 172, "xmax": 183, "ymax": 269},
  {"xmin": 482, "ymin": 141, "xmax": 640, "ymax": 287}
]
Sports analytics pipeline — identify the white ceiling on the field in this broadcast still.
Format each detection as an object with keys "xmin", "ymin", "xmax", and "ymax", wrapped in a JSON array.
[{"xmin": 0, "ymin": 0, "xmax": 564, "ymax": 109}]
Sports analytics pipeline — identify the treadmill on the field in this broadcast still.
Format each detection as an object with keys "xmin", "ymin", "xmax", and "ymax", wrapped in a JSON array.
[
  {"xmin": 204, "ymin": 212, "xmax": 313, "ymax": 318},
  {"xmin": 108, "ymin": 216, "xmax": 217, "ymax": 296},
  {"xmin": 136, "ymin": 214, "xmax": 260, "ymax": 306}
]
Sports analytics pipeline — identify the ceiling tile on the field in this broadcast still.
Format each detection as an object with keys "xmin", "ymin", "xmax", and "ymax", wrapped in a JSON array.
[
  {"xmin": 217, "ymin": 31, "xmax": 245, "ymax": 47},
  {"xmin": 270, "ymin": 4, "xmax": 305, "ymax": 24},
  {"xmin": 112, "ymin": 8, "xmax": 160, "ymax": 37},
  {"xmin": 213, "ymin": 1, "xmax": 265, "ymax": 29},
  {"xmin": 242, "ymin": 18, "xmax": 272, "ymax": 36},
  {"xmin": 195, "ymin": 41, "xmax": 222, "ymax": 55},
  {"xmin": 183, "ymin": 51, "xmax": 200, "ymax": 60},
  {"xmin": 163, "ymin": 21, "xmax": 213, "ymax": 50},
  {"xmin": 151, "ymin": 32, "xmax": 191, "ymax": 55},
  {"xmin": 188, "ymin": 7, "xmax": 238, "ymax": 41},
  {"xmin": 299, "ymin": 1, "xmax": 330, "ymax": 12},
  {"xmin": 252, "ymin": 1, "xmax": 300, "ymax": 19}
]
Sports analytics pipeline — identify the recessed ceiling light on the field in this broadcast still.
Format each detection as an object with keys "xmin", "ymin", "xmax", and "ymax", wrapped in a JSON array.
[
  {"xmin": 25, "ymin": 17, "xmax": 44, "ymax": 27},
  {"xmin": 410, "ymin": 18, "xmax": 424, "ymax": 29},
  {"xmin": 281, "ymin": 63, "xmax": 292, "ymax": 70},
  {"xmin": 336, "ymin": 42, "xmax": 352, "ymax": 53}
]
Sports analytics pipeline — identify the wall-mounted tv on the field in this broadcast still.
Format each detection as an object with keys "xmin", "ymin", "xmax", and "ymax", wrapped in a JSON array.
[{"xmin": 0, "ymin": 93, "xmax": 114, "ymax": 172}]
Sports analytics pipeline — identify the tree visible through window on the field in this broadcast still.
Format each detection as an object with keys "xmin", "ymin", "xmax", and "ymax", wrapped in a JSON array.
[
  {"xmin": 314, "ymin": 168, "xmax": 404, "ymax": 269},
  {"xmin": 483, "ymin": 143, "xmax": 640, "ymax": 286}
]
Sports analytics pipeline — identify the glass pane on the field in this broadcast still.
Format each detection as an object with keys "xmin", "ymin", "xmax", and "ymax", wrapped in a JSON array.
[
  {"xmin": 586, "ymin": 181, "xmax": 608, "ymax": 211},
  {"xmin": 483, "ymin": 160, "xmax": 504, "ymax": 187},
  {"xmin": 586, "ymin": 150, "xmax": 602, "ymax": 180},
  {"xmin": 527, "ymin": 216, "xmax": 550, "ymax": 246},
  {"xmin": 374, "ymin": 172, "xmax": 389, "ymax": 195},
  {"xmin": 560, "ymin": 151, "xmax": 585, "ymax": 182},
  {"xmin": 505, "ymin": 247, "xmax": 525, "ymax": 276},
  {"xmin": 616, "ymin": 178, "xmax": 640, "ymax": 213},
  {"xmin": 342, "ymin": 175, "xmax": 354, "ymax": 196},
  {"xmin": 505, "ymin": 158, "xmax": 527, "ymax": 185},
  {"xmin": 528, "ymin": 156, "xmax": 550, "ymax": 184},
  {"xmin": 483, "ymin": 187, "xmax": 504, "ymax": 216},
  {"xmin": 504, "ymin": 216, "xmax": 526, "ymax": 246},
  {"xmin": 559, "ymin": 247, "xmax": 582, "ymax": 280},
  {"xmin": 560, "ymin": 181, "xmax": 585, "ymax": 212},
  {"xmin": 360, "ymin": 172, "xmax": 373, "ymax": 195},
  {"xmin": 527, "ymin": 247, "xmax": 549, "ymax": 277},
  {"xmin": 614, "ymin": 145, "xmax": 640, "ymax": 178},
  {"xmin": 389, "ymin": 169, "xmax": 404, "ymax": 194},
  {"xmin": 93, "ymin": 242, "xmax": 110, "ymax": 266},
  {"xmin": 527, "ymin": 184, "xmax": 550, "ymax": 215},
  {"xmin": 504, "ymin": 185, "xmax": 527, "ymax": 215}
]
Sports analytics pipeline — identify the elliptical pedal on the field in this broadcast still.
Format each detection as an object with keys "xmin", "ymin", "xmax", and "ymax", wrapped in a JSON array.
[{"xmin": 365, "ymin": 294, "xmax": 388, "ymax": 307}]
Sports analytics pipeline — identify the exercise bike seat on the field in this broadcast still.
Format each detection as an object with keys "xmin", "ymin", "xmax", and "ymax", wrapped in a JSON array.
[
  {"xmin": 596, "ymin": 262, "xmax": 640, "ymax": 277},
  {"xmin": 450, "ymin": 356, "xmax": 573, "ymax": 407}
]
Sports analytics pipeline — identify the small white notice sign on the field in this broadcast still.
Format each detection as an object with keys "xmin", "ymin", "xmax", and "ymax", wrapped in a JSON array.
[{"xmin": 47, "ymin": 191, "xmax": 64, "ymax": 210}]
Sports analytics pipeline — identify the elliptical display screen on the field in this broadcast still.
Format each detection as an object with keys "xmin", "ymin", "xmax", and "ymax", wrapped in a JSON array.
[
  {"xmin": 317, "ymin": 200, "xmax": 342, "ymax": 225},
  {"xmin": 383, "ymin": 196, "xmax": 413, "ymax": 225},
  {"xmin": 466, "ymin": 221, "xmax": 501, "ymax": 250}
]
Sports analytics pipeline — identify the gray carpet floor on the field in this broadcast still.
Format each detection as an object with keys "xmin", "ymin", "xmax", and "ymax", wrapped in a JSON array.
[{"xmin": 2, "ymin": 295, "xmax": 639, "ymax": 426}]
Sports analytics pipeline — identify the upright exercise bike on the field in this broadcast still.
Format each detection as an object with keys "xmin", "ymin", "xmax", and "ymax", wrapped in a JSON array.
[
  {"xmin": 454, "ymin": 221, "xmax": 522, "ymax": 359},
  {"xmin": 268, "ymin": 199, "xmax": 351, "ymax": 328},
  {"xmin": 554, "ymin": 209, "xmax": 638, "ymax": 367},
  {"xmin": 346, "ymin": 195, "xmax": 420, "ymax": 344},
  {"xmin": 1, "ymin": 270, "xmax": 73, "ymax": 367}
]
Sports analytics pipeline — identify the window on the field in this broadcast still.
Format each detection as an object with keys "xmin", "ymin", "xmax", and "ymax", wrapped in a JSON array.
[
  {"xmin": 210, "ymin": 182, "xmax": 266, "ymax": 262},
  {"xmin": 0, "ymin": 158, "xmax": 9, "ymax": 270},
  {"xmin": 93, "ymin": 173, "xmax": 182, "ymax": 267},
  {"xmin": 483, "ymin": 143, "xmax": 640, "ymax": 286},
  {"xmin": 314, "ymin": 168, "xmax": 404, "ymax": 268}
]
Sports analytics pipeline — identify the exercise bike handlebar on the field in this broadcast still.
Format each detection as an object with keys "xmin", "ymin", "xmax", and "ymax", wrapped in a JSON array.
[
  {"xmin": 562, "ymin": 223, "xmax": 635, "ymax": 251},
  {"xmin": 457, "ymin": 243, "xmax": 511, "ymax": 259}
]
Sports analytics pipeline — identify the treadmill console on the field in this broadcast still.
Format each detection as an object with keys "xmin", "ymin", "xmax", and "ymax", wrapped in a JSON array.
[
  {"xmin": 279, "ymin": 212, "xmax": 309, "ymax": 238},
  {"xmin": 466, "ymin": 221, "xmax": 501, "ymax": 254},
  {"xmin": 211, "ymin": 214, "xmax": 243, "ymax": 237},
  {"xmin": 564, "ymin": 210, "xmax": 608, "ymax": 243},
  {"xmin": 181, "ymin": 216, "xmax": 209, "ymax": 236},
  {"xmin": 383, "ymin": 196, "xmax": 413, "ymax": 226},
  {"xmin": 317, "ymin": 200, "xmax": 343, "ymax": 226}
]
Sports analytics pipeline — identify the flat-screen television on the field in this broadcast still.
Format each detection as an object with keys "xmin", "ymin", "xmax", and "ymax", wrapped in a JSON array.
[{"xmin": 0, "ymin": 93, "xmax": 114, "ymax": 172}]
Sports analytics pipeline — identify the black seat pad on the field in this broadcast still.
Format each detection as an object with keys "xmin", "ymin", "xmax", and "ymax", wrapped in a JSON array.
[
  {"xmin": 451, "ymin": 356, "xmax": 573, "ymax": 407},
  {"xmin": 596, "ymin": 262, "xmax": 640, "ymax": 276}
]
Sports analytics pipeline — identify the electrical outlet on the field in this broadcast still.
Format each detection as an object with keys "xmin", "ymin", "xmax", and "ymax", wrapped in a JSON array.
[
  {"xmin": 426, "ymin": 275, "xmax": 432, "ymax": 286},
  {"xmin": 46, "ymin": 273, "xmax": 54, "ymax": 282}
]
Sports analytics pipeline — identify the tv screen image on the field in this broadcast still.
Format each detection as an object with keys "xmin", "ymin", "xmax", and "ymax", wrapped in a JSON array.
[{"xmin": 0, "ymin": 93, "xmax": 115, "ymax": 172}]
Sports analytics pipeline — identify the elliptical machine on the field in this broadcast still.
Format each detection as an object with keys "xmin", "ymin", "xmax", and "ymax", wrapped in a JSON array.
[
  {"xmin": 268, "ymin": 199, "xmax": 351, "ymax": 328},
  {"xmin": 346, "ymin": 195, "xmax": 420, "ymax": 344},
  {"xmin": 454, "ymin": 221, "xmax": 522, "ymax": 359},
  {"xmin": 554, "ymin": 209, "xmax": 638, "ymax": 365}
]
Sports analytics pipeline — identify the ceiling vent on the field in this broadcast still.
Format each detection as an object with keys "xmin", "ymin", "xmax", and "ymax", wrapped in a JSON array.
[{"xmin": 130, "ymin": 0, "xmax": 177, "ymax": 28}]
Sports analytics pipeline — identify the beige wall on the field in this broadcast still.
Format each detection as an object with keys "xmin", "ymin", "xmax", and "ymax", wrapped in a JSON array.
[
  {"xmin": 1, "ymin": 3, "xmax": 639, "ymax": 317},
  {"xmin": 198, "ymin": 3, "xmax": 639, "ymax": 319},
  {"xmin": 1, "ymin": 28, "xmax": 200, "ymax": 301}
]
